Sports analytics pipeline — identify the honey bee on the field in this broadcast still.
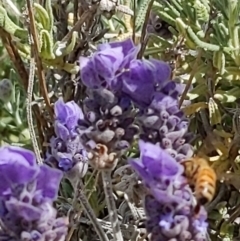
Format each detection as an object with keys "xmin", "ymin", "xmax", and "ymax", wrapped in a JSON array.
[{"xmin": 181, "ymin": 156, "xmax": 217, "ymax": 205}]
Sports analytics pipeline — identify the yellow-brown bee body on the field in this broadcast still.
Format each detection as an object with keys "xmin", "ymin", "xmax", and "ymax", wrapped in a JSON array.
[{"xmin": 181, "ymin": 157, "xmax": 217, "ymax": 205}]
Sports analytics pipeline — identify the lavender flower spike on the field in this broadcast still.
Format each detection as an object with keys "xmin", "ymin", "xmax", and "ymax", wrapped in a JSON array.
[
  {"xmin": 0, "ymin": 145, "xmax": 68, "ymax": 241},
  {"xmin": 46, "ymin": 98, "xmax": 88, "ymax": 184},
  {"xmin": 129, "ymin": 141, "xmax": 208, "ymax": 241}
]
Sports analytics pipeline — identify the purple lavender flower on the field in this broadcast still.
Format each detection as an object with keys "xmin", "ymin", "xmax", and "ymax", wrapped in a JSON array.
[
  {"xmin": 46, "ymin": 97, "xmax": 88, "ymax": 181},
  {"xmin": 119, "ymin": 58, "xmax": 174, "ymax": 108},
  {"xmin": 78, "ymin": 39, "xmax": 173, "ymax": 170},
  {"xmin": 119, "ymin": 58, "xmax": 194, "ymax": 161},
  {"xmin": 0, "ymin": 146, "xmax": 68, "ymax": 241},
  {"xmin": 78, "ymin": 38, "xmax": 208, "ymax": 240},
  {"xmin": 129, "ymin": 141, "xmax": 208, "ymax": 241},
  {"xmin": 79, "ymin": 38, "xmax": 140, "ymax": 91}
]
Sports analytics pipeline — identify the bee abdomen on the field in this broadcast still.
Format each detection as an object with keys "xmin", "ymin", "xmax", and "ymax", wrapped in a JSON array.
[
  {"xmin": 195, "ymin": 167, "xmax": 216, "ymax": 205},
  {"xmin": 182, "ymin": 160, "xmax": 200, "ymax": 185}
]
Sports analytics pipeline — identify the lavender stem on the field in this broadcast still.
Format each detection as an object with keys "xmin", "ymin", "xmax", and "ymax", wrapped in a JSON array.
[
  {"xmin": 102, "ymin": 170, "xmax": 124, "ymax": 241},
  {"xmin": 76, "ymin": 179, "xmax": 109, "ymax": 241}
]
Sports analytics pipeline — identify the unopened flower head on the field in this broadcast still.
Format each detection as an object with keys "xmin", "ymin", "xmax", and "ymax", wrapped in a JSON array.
[
  {"xmin": 0, "ymin": 146, "xmax": 68, "ymax": 241},
  {"xmin": 77, "ymin": 87, "xmax": 139, "ymax": 170}
]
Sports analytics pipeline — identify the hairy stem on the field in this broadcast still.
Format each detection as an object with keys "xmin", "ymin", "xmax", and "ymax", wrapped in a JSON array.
[
  {"xmin": 102, "ymin": 170, "xmax": 123, "ymax": 241},
  {"xmin": 27, "ymin": 57, "xmax": 43, "ymax": 164},
  {"xmin": 75, "ymin": 179, "xmax": 109, "ymax": 241},
  {"xmin": 25, "ymin": 1, "xmax": 43, "ymax": 164},
  {"xmin": 66, "ymin": 170, "xmax": 100, "ymax": 241}
]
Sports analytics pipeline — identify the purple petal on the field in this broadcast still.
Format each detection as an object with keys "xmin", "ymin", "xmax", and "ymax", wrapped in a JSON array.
[
  {"xmin": 139, "ymin": 140, "xmax": 183, "ymax": 177},
  {"xmin": 0, "ymin": 163, "xmax": 37, "ymax": 186},
  {"xmin": 151, "ymin": 188, "xmax": 183, "ymax": 204},
  {"xmin": 94, "ymin": 47, "xmax": 124, "ymax": 75},
  {"xmin": 149, "ymin": 59, "xmax": 171, "ymax": 84},
  {"xmin": 66, "ymin": 101, "xmax": 84, "ymax": 120},
  {"xmin": 98, "ymin": 38, "xmax": 135, "ymax": 57},
  {"xmin": 0, "ymin": 146, "xmax": 36, "ymax": 167},
  {"xmin": 36, "ymin": 165, "xmax": 63, "ymax": 200},
  {"xmin": 54, "ymin": 121, "xmax": 70, "ymax": 141},
  {"xmin": 80, "ymin": 58, "xmax": 102, "ymax": 88},
  {"xmin": 58, "ymin": 157, "xmax": 73, "ymax": 171},
  {"xmin": 54, "ymin": 98, "xmax": 68, "ymax": 124},
  {"xmin": 129, "ymin": 158, "xmax": 151, "ymax": 182},
  {"xmin": 5, "ymin": 199, "xmax": 41, "ymax": 221},
  {"xmin": 122, "ymin": 60, "xmax": 155, "ymax": 106}
]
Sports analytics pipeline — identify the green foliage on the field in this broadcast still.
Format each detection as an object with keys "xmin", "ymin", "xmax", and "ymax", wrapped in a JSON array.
[
  {"xmin": 0, "ymin": 70, "xmax": 30, "ymax": 147},
  {"xmin": 149, "ymin": 0, "xmax": 240, "ymax": 85},
  {"xmin": 0, "ymin": 0, "xmax": 78, "ymax": 73}
]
